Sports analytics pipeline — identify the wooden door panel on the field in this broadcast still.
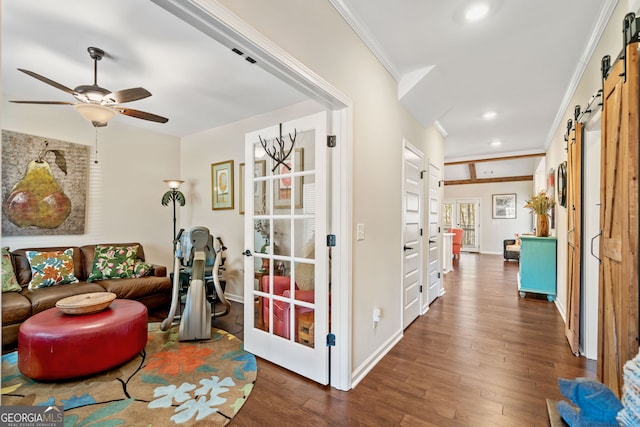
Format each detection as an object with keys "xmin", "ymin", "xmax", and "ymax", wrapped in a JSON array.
[
  {"xmin": 565, "ymin": 122, "xmax": 583, "ymax": 355},
  {"xmin": 598, "ymin": 40, "xmax": 639, "ymax": 397}
]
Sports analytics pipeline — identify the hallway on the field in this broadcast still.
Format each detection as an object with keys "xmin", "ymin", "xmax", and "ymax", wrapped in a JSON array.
[{"xmin": 233, "ymin": 253, "xmax": 594, "ymax": 426}]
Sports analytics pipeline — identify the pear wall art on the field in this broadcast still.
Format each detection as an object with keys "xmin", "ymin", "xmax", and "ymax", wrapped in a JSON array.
[{"xmin": 2, "ymin": 130, "xmax": 89, "ymax": 236}]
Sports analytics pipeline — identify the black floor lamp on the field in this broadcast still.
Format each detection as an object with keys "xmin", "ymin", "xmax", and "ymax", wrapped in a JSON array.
[{"xmin": 161, "ymin": 179, "xmax": 185, "ymax": 253}]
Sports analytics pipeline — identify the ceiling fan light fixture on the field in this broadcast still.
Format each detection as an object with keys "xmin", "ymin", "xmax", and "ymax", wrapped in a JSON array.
[{"xmin": 74, "ymin": 103, "xmax": 116, "ymax": 127}]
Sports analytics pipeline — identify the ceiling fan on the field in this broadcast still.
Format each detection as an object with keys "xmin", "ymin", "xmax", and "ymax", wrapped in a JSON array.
[{"xmin": 10, "ymin": 46, "xmax": 169, "ymax": 128}]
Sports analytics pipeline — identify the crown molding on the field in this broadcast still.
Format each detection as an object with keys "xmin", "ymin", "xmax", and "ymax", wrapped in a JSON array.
[
  {"xmin": 329, "ymin": 0, "xmax": 401, "ymax": 81},
  {"xmin": 433, "ymin": 120, "xmax": 448, "ymax": 138},
  {"xmin": 544, "ymin": 0, "xmax": 619, "ymax": 149}
]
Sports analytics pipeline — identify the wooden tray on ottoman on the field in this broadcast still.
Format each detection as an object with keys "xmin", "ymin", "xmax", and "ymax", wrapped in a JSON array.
[{"xmin": 56, "ymin": 292, "xmax": 116, "ymax": 315}]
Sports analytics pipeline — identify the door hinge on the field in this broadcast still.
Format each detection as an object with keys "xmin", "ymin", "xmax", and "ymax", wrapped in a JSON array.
[
  {"xmin": 438, "ymin": 226, "xmax": 441, "ymax": 233},
  {"xmin": 420, "ymin": 170, "xmax": 426, "ymax": 179},
  {"xmin": 420, "ymin": 228, "xmax": 423, "ymax": 236},
  {"xmin": 326, "ymin": 333, "xmax": 336, "ymax": 347},
  {"xmin": 419, "ymin": 285, "xmax": 423, "ymax": 293},
  {"xmin": 327, "ymin": 234, "xmax": 336, "ymax": 247},
  {"xmin": 327, "ymin": 135, "xmax": 336, "ymax": 147},
  {"xmin": 438, "ymin": 180, "xmax": 443, "ymax": 187},
  {"xmin": 437, "ymin": 272, "xmax": 441, "ymax": 279}
]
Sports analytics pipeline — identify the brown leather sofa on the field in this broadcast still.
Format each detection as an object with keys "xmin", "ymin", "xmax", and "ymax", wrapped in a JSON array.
[{"xmin": 2, "ymin": 243, "xmax": 172, "ymax": 347}]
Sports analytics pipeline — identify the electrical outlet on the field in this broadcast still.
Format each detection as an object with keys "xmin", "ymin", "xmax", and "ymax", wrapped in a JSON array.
[
  {"xmin": 373, "ymin": 307, "xmax": 381, "ymax": 322},
  {"xmin": 373, "ymin": 306, "xmax": 381, "ymax": 329}
]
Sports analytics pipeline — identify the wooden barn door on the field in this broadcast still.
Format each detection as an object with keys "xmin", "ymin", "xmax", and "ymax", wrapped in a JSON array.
[
  {"xmin": 598, "ymin": 33, "xmax": 639, "ymax": 396},
  {"xmin": 566, "ymin": 122, "xmax": 583, "ymax": 355}
]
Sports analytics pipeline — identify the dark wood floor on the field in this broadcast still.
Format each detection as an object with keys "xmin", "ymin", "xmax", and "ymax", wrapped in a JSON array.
[{"xmin": 231, "ymin": 253, "xmax": 595, "ymax": 426}]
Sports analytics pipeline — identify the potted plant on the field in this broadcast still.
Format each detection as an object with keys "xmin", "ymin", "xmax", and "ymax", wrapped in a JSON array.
[
  {"xmin": 524, "ymin": 190, "xmax": 554, "ymax": 237},
  {"xmin": 254, "ymin": 220, "xmax": 280, "ymax": 271}
]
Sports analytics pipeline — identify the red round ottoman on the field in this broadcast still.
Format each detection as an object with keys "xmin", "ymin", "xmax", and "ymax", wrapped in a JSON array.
[{"xmin": 18, "ymin": 299, "xmax": 148, "ymax": 380}]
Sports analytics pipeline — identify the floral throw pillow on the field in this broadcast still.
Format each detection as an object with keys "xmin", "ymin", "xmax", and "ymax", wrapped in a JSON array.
[
  {"xmin": 26, "ymin": 248, "xmax": 78, "ymax": 290},
  {"xmin": 87, "ymin": 245, "xmax": 139, "ymax": 282},
  {"xmin": 133, "ymin": 261, "xmax": 153, "ymax": 278},
  {"xmin": 2, "ymin": 247, "xmax": 22, "ymax": 292}
]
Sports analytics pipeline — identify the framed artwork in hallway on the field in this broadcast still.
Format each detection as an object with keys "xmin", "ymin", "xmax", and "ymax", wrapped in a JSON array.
[{"xmin": 492, "ymin": 193, "xmax": 516, "ymax": 219}]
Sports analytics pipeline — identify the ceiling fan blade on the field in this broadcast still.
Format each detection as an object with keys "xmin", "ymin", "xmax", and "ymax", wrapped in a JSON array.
[
  {"xmin": 119, "ymin": 108, "xmax": 168, "ymax": 123},
  {"xmin": 104, "ymin": 87, "xmax": 151, "ymax": 104},
  {"xmin": 10, "ymin": 100, "xmax": 74, "ymax": 105},
  {"xmin": 17, "ymin": 68, "xmax": 75, "ymax": 95}
]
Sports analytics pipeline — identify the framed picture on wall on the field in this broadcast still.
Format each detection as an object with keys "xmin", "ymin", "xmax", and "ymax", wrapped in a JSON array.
[
  {"xmin": 274, "ymin": 148, "xmax": 303, "ymax": 209},
  {"xmin": 492, "ymin": 193, "xmax": 517, "ymax": 219},
  {"xmin": 211, "ymin": 160, "xmax": 234, "ymax": 210},
  {"xmin": 239, "ymin": 160, "xmax": 266, "ymax": 214}
]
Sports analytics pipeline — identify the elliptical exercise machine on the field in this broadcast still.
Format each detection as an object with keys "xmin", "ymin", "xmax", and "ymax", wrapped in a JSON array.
[{"xmin": 161, "ymin": 226, "xmax": 231, "ymax": 340}]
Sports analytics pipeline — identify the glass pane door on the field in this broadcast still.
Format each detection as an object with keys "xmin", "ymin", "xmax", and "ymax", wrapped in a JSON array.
[
  {"xmin": 244, "ymin": 112, "xmax": 328, "ymax": 384},
  {"xmin": 446, "ymin": 199, "xmax": 480, "ymax": 252},
  {"xmin": 457, "ymin": 202, "xmax": 478, "ymax": 251}
]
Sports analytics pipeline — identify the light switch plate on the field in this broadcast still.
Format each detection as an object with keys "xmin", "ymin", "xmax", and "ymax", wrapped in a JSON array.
[{"xmin": 356, "ymin": 223, "xmax": 365, "ymax": 241}]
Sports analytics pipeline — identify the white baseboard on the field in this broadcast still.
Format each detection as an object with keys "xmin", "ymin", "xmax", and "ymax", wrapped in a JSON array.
[
  {"xmin": 480, "ymin": 250, "xmax": 502, "ymax": 255},
  {"xmin": 223, "ymin": 293, "xmax": 243, "ymax": 304},
  {"xmin": 351, "ymin": 329, "xmax": 403, "ymax": 388},
  {"xmin": 555, "ymin": 298, "xmax": 567, "ymax": 324}
]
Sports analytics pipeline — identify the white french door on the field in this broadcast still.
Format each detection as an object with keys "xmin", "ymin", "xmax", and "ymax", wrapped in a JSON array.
[
  {"xmin": 243, "ymin": 112, "xmax": 329, "ymax": 384},
  {"xmin": 444, "ymin": 199, "xmax": 480, "ymax": 252},
  {"xmin": 425, "ymin": 161, "xmax": 442, "ymax": 307},
  {"xmin": 401, "ymin": 141, "xmax": 423, "ymax": 329}
]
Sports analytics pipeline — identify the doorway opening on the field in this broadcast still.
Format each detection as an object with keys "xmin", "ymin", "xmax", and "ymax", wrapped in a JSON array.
[
  {"xmin": 443, "ymin": 199, "xmax": 481, "ymax": 252},
  {"xmin": 581, "ymin": 119, "xmax": 601, "ymax": 360}
]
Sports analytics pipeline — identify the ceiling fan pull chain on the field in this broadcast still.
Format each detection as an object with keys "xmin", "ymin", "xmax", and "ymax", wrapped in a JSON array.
[{"xmin": 94, "ymin": 128, "xmax": 99, "ymax": 164}]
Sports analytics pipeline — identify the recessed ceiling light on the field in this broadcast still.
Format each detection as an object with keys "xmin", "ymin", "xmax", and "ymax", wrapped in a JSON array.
[
  {"xmin": 465, "ymin": 3, "xmax": 489, "ymax": 22},
  {"xmin": 482, "ymin": 111, "xmax": 497, "ymax": 120},
  {"xmin": 490, "ymin": 140, "xmax": 502, "ymax": 147}
]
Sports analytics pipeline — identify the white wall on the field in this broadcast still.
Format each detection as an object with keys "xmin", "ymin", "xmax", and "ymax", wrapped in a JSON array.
[
  {"xmin": 1, "ymin": 105, "xmax": 181, "ymax": 269},
  {"xmin": 179, "ymin": 100, "xmax": 324, "ymax": 300},
  {"xmin": 444, "ymin": 180, "xmax": 534, "ymax": 254},
  {"xmin": 544, "ymin": 1, "xmax": 627, "ymax": 320},
  {"xmin": 217, "ymin": 0, "xmax": 445, "ymax": 378}
]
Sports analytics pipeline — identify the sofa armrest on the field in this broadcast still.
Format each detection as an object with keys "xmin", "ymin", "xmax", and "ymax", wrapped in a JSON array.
[{"xmin": 150, "ymin": 264, "xmax": 167, "ymax": 277}]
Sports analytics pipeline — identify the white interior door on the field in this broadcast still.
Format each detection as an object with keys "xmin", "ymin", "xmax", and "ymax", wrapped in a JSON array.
[
  {"xmin": 582, "ymin": 125, "xmax": 601, "ymax": 360},
  {"xmin": 402, "ymin": 141, "xmax": 423, "ymax": 329},
  {"xmin": 424, "ymin": 161, "xmax": 442, "ymax": 308},
  {"xmin": 243, "ymin": 111, "xmax": 329, "ymax": 384}
]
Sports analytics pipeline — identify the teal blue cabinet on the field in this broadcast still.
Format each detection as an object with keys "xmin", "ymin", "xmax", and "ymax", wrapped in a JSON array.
[{"xmin": 518, "ymin": 236, "xmax": 557, "ymax": 301}]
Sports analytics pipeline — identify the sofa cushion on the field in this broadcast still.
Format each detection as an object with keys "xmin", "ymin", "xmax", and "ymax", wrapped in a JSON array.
[
  {"xmin": 2, "ymin": 247, "xmax": 21, "ymax": 292},
  {"xmin": 95, "ymin": 275, "xmax": 171, "ymax": 300},
  {"xmin": 80, "ymin": 243, "xmax": 146, "ymax": 280},
  {"xmin": 87, "ymin": 245, "xmax": 139, "ymax": 282},
  {"xmin": 26, "ymin": 248, "xmax": 79, "ymax": 289},
  {"xmin": 21, "ymin": 282, "xmax": 106, "ymax": 315},
  {"xmin": 12, "ymin": 247, "xmax": 84, "ymax": 286},
  {"xmin": 2, "ymin": 291, "xmax": 32, "ymax": 324}
]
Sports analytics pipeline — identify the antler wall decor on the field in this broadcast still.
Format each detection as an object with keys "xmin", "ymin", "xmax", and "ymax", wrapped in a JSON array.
[{"xmin": 258, "ymin": 123, "xmax": 297, "ymax": 172}]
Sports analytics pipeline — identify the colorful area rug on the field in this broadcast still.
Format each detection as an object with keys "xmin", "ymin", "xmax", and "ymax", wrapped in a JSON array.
[{"xmin": 1, "ymin": 324, "xmax": 256, "ymax": 426}]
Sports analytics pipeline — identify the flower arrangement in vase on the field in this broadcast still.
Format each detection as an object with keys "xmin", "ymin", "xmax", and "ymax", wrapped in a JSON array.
[{"xmin": 524, "ymin": 190, "xmax": 554, "ymax": 237}]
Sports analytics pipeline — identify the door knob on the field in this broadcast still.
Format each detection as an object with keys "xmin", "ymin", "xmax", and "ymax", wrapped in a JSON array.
[
  {"xmin": 429, "ymin": 240, "xmax": 436, "ymax": 244},
  {"xmin": 403, "ymin": 245, "xmax": 413, "ymax": 251},
  {"xmin": 242, "ymin": 249, "xmax": 252, "ymax": 257}
]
